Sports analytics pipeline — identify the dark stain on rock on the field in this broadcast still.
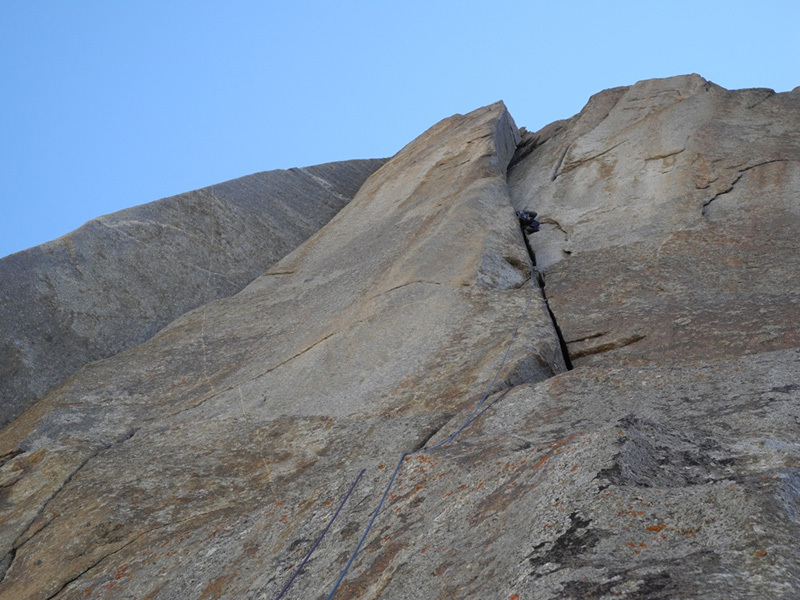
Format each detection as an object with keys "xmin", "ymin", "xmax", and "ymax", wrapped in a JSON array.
[
  {"xmin": 771, "ymin": 383, "xmax": 799, "ymax": 395},
  {"xmin": 597, "ymin": 416, "xmax": 736, "ymax": 488},
  {"xmin": 527, "ymin": 512, "xmax": 608, "ymax": 574},
  {"xmin": 560, "ymin": 570, "xmax": 673, "ymax": 599}
]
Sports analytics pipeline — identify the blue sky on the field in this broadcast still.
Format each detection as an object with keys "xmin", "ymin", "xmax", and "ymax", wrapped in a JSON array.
[{"xmin": 2, "ymin": 1, "xmax": 798, "ymax": 258}]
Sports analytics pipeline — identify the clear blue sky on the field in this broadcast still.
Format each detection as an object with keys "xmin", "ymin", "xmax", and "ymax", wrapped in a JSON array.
[{"xmin": 2, "ymin": 1, "xmax": 798, "ymax": 258}]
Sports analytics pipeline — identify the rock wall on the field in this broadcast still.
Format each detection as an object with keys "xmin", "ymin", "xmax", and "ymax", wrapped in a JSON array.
[
  {"xmin": 508, "ymin": 74, "xmax": 800, "ymax": 366},
  {"xmin": 0, "ymin": 76, "xmax": 798, "ymax": 599},
  {"xmin": 0, "ymin": 158, "xmax": 386, "ymax": 427}
]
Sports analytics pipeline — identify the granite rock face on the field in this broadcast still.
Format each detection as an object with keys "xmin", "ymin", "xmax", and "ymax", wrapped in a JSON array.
[
  {"xmin": 508, "ymin": 74, "xmax": 800, "ymax": 366},
  {"xmin": 0, "ymin": 101, "xmax": 566, "ymax": 599},
  {"xmin": 0, "ymin": 158, "xmax": 386, "ymax": 427},
  {"xmin": 1, "ymin": 76, "xmax": 799, "ymax": 599}
]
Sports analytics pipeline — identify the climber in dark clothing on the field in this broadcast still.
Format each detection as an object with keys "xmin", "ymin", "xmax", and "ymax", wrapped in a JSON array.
[{"xmin": 516, "ymin": 209, "xmax": 540, "ymax": 234}]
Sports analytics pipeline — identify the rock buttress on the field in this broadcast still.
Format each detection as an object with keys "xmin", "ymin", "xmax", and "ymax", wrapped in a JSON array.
[
  {"xmin": 501, "ymin": 75, "xmax": 800, "ymax": 598},
  {"xmin": 0, "ymin": 102, "xmax": 565, "ymax": 598}
]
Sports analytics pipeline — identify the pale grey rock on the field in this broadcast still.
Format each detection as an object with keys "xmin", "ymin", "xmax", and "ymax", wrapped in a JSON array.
[
  {"xmin": 0, "ymin": 102, "xmax": 566, "ymax": 599},
  {"xmin": 1, "ymin": 76, "xmax": 799, "ymax": 600},
  {"xmin": 0, "ymin": 158, "xmax": 386, "ymax": 427},
  {"xmin": 509, "ymin": 74, "xmax": 800, "ymax": 367}
]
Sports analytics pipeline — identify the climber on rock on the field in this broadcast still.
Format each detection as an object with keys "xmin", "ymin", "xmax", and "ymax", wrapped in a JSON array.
[{"xmin": 516, "ymin": 209, "xmax": 540, "ymax": 234}]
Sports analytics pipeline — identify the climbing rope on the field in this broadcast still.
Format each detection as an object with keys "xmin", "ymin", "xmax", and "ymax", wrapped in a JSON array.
[
  {"xmin": 273, "ymin": 469, "xmax": 366, "ymax": 600},
  {"xmin": 273, "ymin": 215, "xmax": 555, "ymax": 600},
  {"xmin": 324, "ymin": 252, "xmax": 546, "ymax": 599}
]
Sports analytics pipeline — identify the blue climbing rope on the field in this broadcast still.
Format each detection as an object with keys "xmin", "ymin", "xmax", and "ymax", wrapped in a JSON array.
[
  {"xmin": 273, "ymin": 221, "xmax": 555, "ymax": 600},
  {"xmin": 324, "ymin": 260, "xmax": 541, "ymax": 599},
  {"xmin": 273, "ymin": 468, "xmax": 366, "ymax": 600}
]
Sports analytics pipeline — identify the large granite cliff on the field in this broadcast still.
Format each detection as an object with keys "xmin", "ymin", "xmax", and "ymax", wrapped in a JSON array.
[
  {"xmin": 0, "ymin": 158, "xmax": 386, "ymax": 427},
  {"xmin": 0, "ymin": 75, "xmax": 798, "ymax": 599}
]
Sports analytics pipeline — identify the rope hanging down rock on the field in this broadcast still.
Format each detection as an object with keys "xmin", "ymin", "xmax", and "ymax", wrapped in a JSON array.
[
  {"xmin": 324, "ymin": 217, "xmax": 550, "ymax": 599},
  {"xmin": 274, "ymin": 208, "xmax": 550, "ymax": 600},
  {"xmin": 272, "ymin": 469, "xmax": 365, "ymax": 600}
]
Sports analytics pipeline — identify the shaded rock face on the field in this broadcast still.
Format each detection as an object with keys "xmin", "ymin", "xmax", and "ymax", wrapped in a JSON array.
[
  {"xmin": 1, "ymin": 76, "xmax": 799, "ymax": 600},
  {"xmin": 0, "ymin": 158, "xmax": 386, "ymax": 427}
]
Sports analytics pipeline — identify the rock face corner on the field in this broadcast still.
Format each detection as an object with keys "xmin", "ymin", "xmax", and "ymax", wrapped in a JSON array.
[{"xmin": 1, "ymin": 76, "xmax": 799, "ymax": 599}]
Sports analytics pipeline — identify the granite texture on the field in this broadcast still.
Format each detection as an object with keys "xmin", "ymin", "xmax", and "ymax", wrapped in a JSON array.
[
  {"xmin": 0, "ymin": 158, "xmax": 386, "ymax": 427},
  {"xmin": 1, "ymin": 76, "xmax": 798, "ymax": 599}
]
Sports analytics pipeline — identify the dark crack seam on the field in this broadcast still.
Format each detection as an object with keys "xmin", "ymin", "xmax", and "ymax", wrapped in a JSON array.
[
  {"xmin": 40, "ymin": 511, "xmax": 219, "ymax": 600},
  {"xmin": 517, "ymin": 220, "xmax": 573, "ymax": 370},
  {"xmin": 570, "ymin": 333, "xmax": 647, "ymax": 360},
  {"xmin": 176, "ymin": 280, "xmax": 452, "ymax": 416},
  {"xmin": 2, "ymin": 428, "xmax": 139, "ymax": 584},
  {"xmin": 701, "ymin": 159, "xmax": 794, "ymax": 217},
  {"xmin": 538, "ymin": 281, "xmax": 574, "ymax": 371},
  {"xmin": 41, "ymin": 535, "xmax": 142, "ymax": 600}
]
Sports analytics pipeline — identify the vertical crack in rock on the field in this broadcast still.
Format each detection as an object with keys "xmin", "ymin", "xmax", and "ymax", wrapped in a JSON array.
[
  {"xmin": 37, "ymin": 513, "xmax": 207, "ymax": 600},
  {"xmin": 410, "ymin": 413, "xmax": 457, "ymax": 452},
  {"xmin": 551, "ymin": 146, "xmax": 570, "ymax": 181},
  {"xmin": 40, "ymin": 538, "xmax": 139, "ymax": 600},
  {"xmin": 515, "ymin": 218, "xmax": 573, "ymax": 371},
  {"xmin": 701, "ymin": 172, "xmax": 744, "ymax": 218},
  {"xmin": 538, "ymin": 277, "xmax": 574, "ymax": 371},
  {"xmin": 507, "ymin": 130, "xmax": 543, "ymax": 171}
]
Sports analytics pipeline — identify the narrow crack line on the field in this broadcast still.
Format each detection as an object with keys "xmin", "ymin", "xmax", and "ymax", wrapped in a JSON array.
[
  {"xmin": 746, "ymin": 91, "xmax": 776, "ymax": 110},
  {"xmin": 644, "ymin": 148, "xmax": 685, "ymax": 161},
  {"xmin": 541, "ymin": 295, "xmax": 573, "ymax": 371},
  {"xmin": 411, "ymin": 414, "xmax": 456, "ymax": 452},
  {"xmin": 740, "ymin": 158, "xmax": 794, "ymax": 171},
  {"xmin": 180, "ymin": 327, "xmax": 344, "ymax": 414},
  {"xmin": 701, "ymin": 159, "xmax": 793, "ymax": 217},
  {"xmin": 265, "ymin": 329, "xmax": 339, "ymax": 377},
  {"xmin": 0, "ymin": 550, "xmax": 15, "ymax": 583},
  {"xmin": 179, "ymin": 279, "xmax": 462, "ymax": 416},
  {"xmin": 39, "ymin": 510, "xmax": 215, "ymax": 600},
  {"xmin": 570, "ymin": 333, "xmax": 647, "ymax": 360},
  {"xmin": 185, "ymin": 279, "xmax": 463, "ymax": 412},
  {"xmin": 540, "ymin": 217, "xmax": 568, "ymax": 237},
  {"xmin": 558, "ymin": 140, "xmax": 627, "ymax": 176},
  {"xmin": 298, "ymin": 169, "xmax": 351, "ymax": 203},
  {"xmin": 0, "ymin": 448, "xmax": 25, "ymax": 469},
  {"xmin": 8, "ymin": 449, "xmax": 98, "ymax": 557},
  {"xmin": 93, "ymin": 219, "xmax": 142, "ymax": 243},
  {"xmin": 517, "ymin": 220, "xmax": 573, "ymax": 370},
  {"xmin": 463, "ymin": 361, "xmax": 561, "ymax": 431},
  {"xmin": 701, "ymin": 176, "xmax": 741, "ymax": 216},
  {"xmin": 98, "ymin": 218, "xmax": 187, "ymax": 236},
  {"xmin": 2, "ymin": 428, "xmax": 140, "ymax": 586},
  {"xmin": 265, "ymin": 269, "xmax": 296, "ymax": 275},
  {"xmin": 551, "ymin": 147, "xmax": 570, "ymax": 181},
  {"xmin": 41, "ymin": 536, "xmax": 141, "ymax": 600},
  {"xmin": 368, "ymin": 279, "xmax": 449, "ymax": 300},
  {"xmin": 566, "ymin": 330, "xmax": 611, "ymax": 344}
]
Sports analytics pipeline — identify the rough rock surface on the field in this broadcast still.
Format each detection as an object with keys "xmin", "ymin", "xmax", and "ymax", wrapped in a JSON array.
[
  {"xmin": 0, "ymin": 158, "xmax": 386, "ymax": 427},
  {"xmin": 0, "ymin": 102, "xmax": 567, "ymax": 599},
  {"xmin": 1, "ymin": 76, "xmax": 799, "ymax": 599},
  {"xmin": 508, "ymin": 74, "xmax": 800, "ymax": 366}
]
